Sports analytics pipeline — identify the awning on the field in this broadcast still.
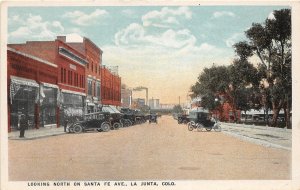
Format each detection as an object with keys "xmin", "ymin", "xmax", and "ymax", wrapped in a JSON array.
[
  {"xmin": 109, "ymin": 105, "xmax": 120, "ymax": 113},
  {"xmin": 102, "ymin": 105, "xmax": 120, "ymax": 113},
  {"xmin": 41, "ymin": 82, "xmax": 59, "ymax": 89},
  {"xmin": 61, "ymin": 89, "xmax": 86, "ymax": 96},
  {"xmin": 11, "ymin": 76, "xmax": 39, "ymax": 87}
]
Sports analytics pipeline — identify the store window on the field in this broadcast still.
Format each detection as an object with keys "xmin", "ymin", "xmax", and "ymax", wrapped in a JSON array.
[
  {"xmin": 39, "ymin": 86, "xmax": 57, "ymax": 126},
  {"xmin": 61, "ymin": 93, "xmax": 84, "ymax": 125},
  {"xmin": 10, "ymin": 77, "xmax": 39, "ymax": 131},
  {"xmin": 88, "ymin": 79, "xmax": 92, "ymax": 96},
  {"xmin": 96, "ymin": 82, "xmax": 101, "ymax": 99}
]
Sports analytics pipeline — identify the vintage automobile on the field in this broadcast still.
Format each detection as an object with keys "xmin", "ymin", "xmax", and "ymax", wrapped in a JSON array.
[
  {"xmin": 149, "ymin": 113, "xmax": 158, "ymax": 124},
  {"xmin": 67, "ymin": 112, "xmax": 111, "ymax": 133},
  {"xmin": 133, "ymin": 109, "xmax": 147, "ymax": 124},
  {"xmin": 177, "ymin": 113, "xmax": 190, "ymax": 124},
  {"xmin": 102, "ymin": 105, "xmax": 123, "ymax": 129},
  {"xmin": 187, "ymin": 108, "xmax": 221, "ymax": 132}
]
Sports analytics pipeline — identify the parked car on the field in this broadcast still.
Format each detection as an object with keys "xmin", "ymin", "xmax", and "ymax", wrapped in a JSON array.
[
  {"xmin": 187, "ymin": 109, "xmax": 221, "ymax": 132},
  {"xmin": 67, "ymin": 112, "xmax": 111, "ymax": 133},
  {"xmin": 102, "ymin": 105, "xmax": 123, "ymax": 129},
  {"xmin": 149, "ymin": 113, "xmax": 158, "ymax": 124},
  {"xmin": 177, "ymin": 113, "xmax": 190, "ymax": 124}
]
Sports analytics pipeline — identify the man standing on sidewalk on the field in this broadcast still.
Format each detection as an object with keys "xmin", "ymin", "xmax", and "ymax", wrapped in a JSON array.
[{"xmin": 19, "ymin": 114, "xmax": 29, "ymax": 138}]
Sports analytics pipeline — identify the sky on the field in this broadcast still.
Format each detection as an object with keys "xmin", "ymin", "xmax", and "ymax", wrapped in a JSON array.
[{"xmin": 7, "ymin": 5, "xmax": 289, "ymax": 104}]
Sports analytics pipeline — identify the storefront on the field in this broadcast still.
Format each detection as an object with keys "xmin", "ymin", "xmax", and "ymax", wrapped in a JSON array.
[
  {"xmin": 60, "ymin": 89, "xmax": 85, "ymax": 125},
  {"xmin": 39, "ymin": 82, "xmax": 59, "ymax": 127},
  {"xmin": 9, "ymin": 76, "xmax": 39, "ymax": 131}
]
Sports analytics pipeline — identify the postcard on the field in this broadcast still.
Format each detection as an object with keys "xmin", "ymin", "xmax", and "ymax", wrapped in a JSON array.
[{"xmin": 1, "ymin": 1, "xmax": 300, "ymax": 190}]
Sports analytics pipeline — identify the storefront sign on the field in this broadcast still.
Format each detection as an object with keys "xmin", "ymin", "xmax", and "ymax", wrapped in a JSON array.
[{"xmin": 70, "ymin": 64, "xmax": 77, "ymax": 70}]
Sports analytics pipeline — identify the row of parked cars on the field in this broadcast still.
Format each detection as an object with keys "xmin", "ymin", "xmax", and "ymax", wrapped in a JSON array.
[{"xmin": 66, "ymin": 106, "xmax": 155, "ymax": 133}]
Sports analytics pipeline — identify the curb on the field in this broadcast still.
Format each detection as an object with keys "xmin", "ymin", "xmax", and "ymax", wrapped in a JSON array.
[{"xmin": 8, "ymin": 132, "xmax": 67, "ymax": 140}]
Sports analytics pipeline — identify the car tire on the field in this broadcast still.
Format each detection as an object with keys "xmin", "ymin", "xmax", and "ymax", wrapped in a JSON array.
[
  {"xmin": 113, "ymin": 122, "xmax": 121, "ymax": 130},
  {"xmin": 197, "ymin": 124, "xmax": 204, "ymax": 132},
  {"xmin": 73, "ymin": 124, "xmax": 83, "ymax": 133},
  {"xmin": 187, "ymin": 122, "xmax": 194, "ymax": 131},
  {"xmin": 213, "ymin": 124, "xmax": 222, "ymax": 132},
  {"xmin": 101, "ymin": 122, "xmax": 111, "ymax": 132}
]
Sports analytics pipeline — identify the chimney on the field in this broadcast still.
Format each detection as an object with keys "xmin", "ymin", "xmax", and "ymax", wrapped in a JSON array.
[{"xmin": 57, "ymin": 36, "xmax": 66, "ymax": 42}]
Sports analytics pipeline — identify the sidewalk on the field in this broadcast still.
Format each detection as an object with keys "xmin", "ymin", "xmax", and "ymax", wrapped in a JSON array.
[
  {"xmin": 220, "ymin": 122, "xmax": 292, "ymax": 150},
  {"xmin": 8, "ymin": 125, "xmax": 67, "ymax": 140}
]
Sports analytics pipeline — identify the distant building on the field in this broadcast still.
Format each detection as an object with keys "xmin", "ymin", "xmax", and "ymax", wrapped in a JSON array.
[
  {"xmin": 121, "ymin": 84, "xmax": 132, "ymax": 108},
  {"xmin": 132, "ymin": 98, "xmax": 145, "ymax": 108},
  {"xmin": 149, "ymin": 98, "xmax": 160, "ymax": 109},
  {"xmin": 160, "ymin": 104, "xmax": 175, "ymax": 109}
]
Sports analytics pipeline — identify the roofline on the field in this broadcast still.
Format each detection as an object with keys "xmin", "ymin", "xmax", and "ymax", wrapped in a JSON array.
[{"xmin": 7, "ymin": 47, "xmax": 57, "ymax": 68}]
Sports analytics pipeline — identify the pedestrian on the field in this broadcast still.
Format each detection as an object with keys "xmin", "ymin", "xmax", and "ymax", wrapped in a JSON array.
[{"xmin": 19, "ymin": 114, "xmax": 29, "ymax": 138}]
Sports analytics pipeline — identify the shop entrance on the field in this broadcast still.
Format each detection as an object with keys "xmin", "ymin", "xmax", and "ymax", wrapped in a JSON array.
[
  {"xmin": 10, "ymin": 84, "xmax": 38, "ymax": 131},
  {"xmin": 40, "ymin": 86, "xmax": 57, "ymax": 127}
]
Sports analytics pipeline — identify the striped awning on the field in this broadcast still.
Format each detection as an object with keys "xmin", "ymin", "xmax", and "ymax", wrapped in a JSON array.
[
  {"xmin": 11, "ymin": 76, "xmax": 39, "ymax": 87},
  {"xmin": 41, "ymin": 82, "xmax": 59, "ymax": 89}
]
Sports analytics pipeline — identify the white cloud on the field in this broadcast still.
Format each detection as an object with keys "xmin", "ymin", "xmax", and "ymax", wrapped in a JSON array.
[
  {"xmin": 63, "ymin": 9, "xmax": 108, "ymax": 26},
  {"xmin": 225, "ymin": 33, "xmax": 244, "ymax": 47},
  {"xmin": 142, "ymin": 6, "xmax": 192, "ymax": 28},
  {"xmin": 212, "ymin": 11, "xmax": 235, "ymax": 19},
  {"xmin": 114, "ymin": 23, "xmax": 197, "ymax": 49},
  {"xmin": 268, "ymin": 12, "xmax": 275, "ymax": 20},
  {"xmin": 8, "ymin": 13, "xmax": 64, "ymax": 42}
]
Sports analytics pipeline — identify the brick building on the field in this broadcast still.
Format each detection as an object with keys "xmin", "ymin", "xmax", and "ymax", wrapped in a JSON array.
[
  {"xmin": 101, "ymin": 66, "xmax": 121, "ymax": 106},
  {"xmin": 61, "ymin": 35, "xmax": 121, "ymax": 109},
  {"xmin": 7, "ymin": 47, "xmax": 58, "ymax": 132},
  {"xmin": 7, "ymin": 35, "xmax": 121, "ymax": 132}
]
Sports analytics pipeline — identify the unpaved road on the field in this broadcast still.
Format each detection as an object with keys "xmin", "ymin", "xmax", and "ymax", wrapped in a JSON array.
[{"xmin": 9, "ymin": 116, "xmax": 291, "ymax": 180}]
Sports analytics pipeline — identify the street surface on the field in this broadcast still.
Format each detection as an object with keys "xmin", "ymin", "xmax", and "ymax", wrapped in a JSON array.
[{"xmin": 9, "ymin": 116, "xmax": 291, "ymax": 180}]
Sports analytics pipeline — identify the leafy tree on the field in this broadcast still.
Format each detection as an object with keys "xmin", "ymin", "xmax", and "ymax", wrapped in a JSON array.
[
  {"xmin": 234, "ymin": 9, "xmax": 291, "ymax": 127},
  {"xmin": 172, "ymin": 104, "xmax": 183, "ymax": 114},
  {"xmin": 191, "ymin": 65, "xmax": 231, "ymax": 120},
  {"xmin": 227, "ymin": 58, "xmax": 260, "ymax": 121}
]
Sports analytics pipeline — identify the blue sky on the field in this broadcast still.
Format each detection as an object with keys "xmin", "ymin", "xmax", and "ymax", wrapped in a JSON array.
[{"xmin": 7, "ymin": 6, "xmax": 289, "ymax": 104}]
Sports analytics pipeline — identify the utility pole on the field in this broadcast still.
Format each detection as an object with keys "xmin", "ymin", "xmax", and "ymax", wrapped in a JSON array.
[{"xmin": 179, "ymin": 96, "xmax": 180, "ymax": 106}]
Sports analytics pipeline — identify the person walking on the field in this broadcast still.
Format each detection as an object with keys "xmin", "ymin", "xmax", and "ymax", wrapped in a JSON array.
[{"xmin": 19, "ymin": 114, "xmax": 29, "ymax": 138}]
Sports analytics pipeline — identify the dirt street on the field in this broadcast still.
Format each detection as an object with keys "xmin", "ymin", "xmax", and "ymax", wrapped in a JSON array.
[{"xmin": 8, "ymin": 116, "xmax": 291, "ymax": 180}]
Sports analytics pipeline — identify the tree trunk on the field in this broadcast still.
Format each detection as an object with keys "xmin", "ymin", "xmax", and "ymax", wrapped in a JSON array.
[
  {"xmin": 271, "ymin": 108, "xmax": 280, "ymax": 127},
  {"xmin": 284, "ymin": 108, "xmax": 290, "ymax": 129},
  {"xmin": 284, "ymin": 95, "xmax": 291, "ymax": 129}
]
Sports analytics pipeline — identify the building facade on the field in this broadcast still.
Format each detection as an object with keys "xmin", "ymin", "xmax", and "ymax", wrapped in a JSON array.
[
  {"xmin": 7, "ymin": 47, "xmax": 58, "ymax": 131},
  {"xmin": 149, "ymin": 99, "xmax": 160, "ymax": 109},
  {"xmin": 121, "ymin": 84, "xmax": 132, "ymax": 108},
  {"xmin": 7, "ymin": 35, "xmax": 121, "ymax": 132},
  {"xmin": 101, "ymin": 66, "xmax": 121, "ymax": 106}
]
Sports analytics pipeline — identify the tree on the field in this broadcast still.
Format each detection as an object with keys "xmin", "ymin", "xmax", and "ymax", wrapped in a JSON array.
[
  {"xmin": 234, "ymin": 9, "xmax": 291, "ymax": 127},
  {"xmin": 227, "ymin": 58, "xmax": 260, "ymax": 121},
  {"xmin": 191, "ymin": 65, "xmax": 230, "ymax": 107},
  {"xmin": 172, "ymin": 105, "xmax": 183, "ymax": 114}
]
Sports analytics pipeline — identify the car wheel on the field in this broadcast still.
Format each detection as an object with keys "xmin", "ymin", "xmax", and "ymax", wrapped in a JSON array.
[
  {"xmin": 205, "ymin": 127, "xmax": 212, "ymax": 131},
  {"xmin": 101, "ymin": 122, "xmax": 111, "ymax": 132},
  {"xmin": 213, "ymin": 124, "xmax": 222, "ymax": 132},
  {"xmin": 113, "ymin": 122, "xmax": 121, "ymax": 130},
  {"xmin": 197, "ymin": 124, "xmax": 204, "ymax": 132},
  {"xmin": 73, "ymin": 124, "xmax": 83, "ymax": 133},
  {"xmin": 67, "ymin": 125, "xmax": 74, "ymax": 133},
  {"xmin": 187, "ymin": 122, "xmax": 194, "ymax": 131},
  {"xmin": 126, "ymin": 119, "xmax": 132, "ymax": 126}
]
